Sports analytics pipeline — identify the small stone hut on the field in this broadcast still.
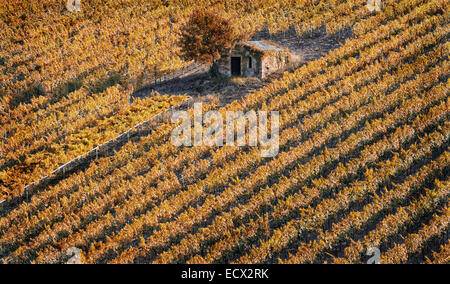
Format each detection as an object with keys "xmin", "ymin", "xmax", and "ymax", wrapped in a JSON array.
[{"xmin": 218, "ymin": 40, "xmax": 291, "ymax": 79}]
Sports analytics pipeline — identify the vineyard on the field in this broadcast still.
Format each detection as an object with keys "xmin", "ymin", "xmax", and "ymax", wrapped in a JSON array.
[
  {"xmin": 0, "ymin": 0, "xmax": 382, "ymax": 201},
  {"xmin": 0, "ymin": 0, "xmax": 449, "ymax": 264}
]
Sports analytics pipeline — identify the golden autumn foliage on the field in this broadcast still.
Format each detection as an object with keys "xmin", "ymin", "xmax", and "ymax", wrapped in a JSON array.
[
  {"xmin": 179, "ymin": 9, "xmax": 236, "ymax": 65},
  {"xmin": 0, "ymin": 0, "xmax": 448, "ymax": 265}
]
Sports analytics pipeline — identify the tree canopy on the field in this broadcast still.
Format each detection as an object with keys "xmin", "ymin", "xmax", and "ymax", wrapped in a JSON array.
[{"xmin": 179, "ymin": 9, "xmax": 236, "ymax": 65}]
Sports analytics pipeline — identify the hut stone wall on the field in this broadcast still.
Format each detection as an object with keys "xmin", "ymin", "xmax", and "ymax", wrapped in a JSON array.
[{"xmin": 218, "ymin": 41, "xmax": 291, "ymax": 79}]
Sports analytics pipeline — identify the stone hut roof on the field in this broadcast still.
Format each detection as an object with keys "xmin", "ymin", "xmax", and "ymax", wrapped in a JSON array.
[{"xmin": 239, "ymin": 40, "xmax": 288, "ymax": 54}]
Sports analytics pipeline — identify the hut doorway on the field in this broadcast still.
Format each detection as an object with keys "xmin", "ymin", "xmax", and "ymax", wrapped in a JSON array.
[{"xmin": 231, "ymin": 57, "xmax": 241, "ymax": 76}]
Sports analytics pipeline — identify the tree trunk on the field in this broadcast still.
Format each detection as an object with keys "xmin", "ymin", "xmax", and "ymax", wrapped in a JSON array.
[{"xmin": 210, "ymin": 61, "xmax": 219, "ymax": 77}]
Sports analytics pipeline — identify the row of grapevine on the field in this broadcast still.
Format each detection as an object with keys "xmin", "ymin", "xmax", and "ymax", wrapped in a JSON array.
[
  {"xmin": 381, "ymin": 205, "xmax": 449, "ymax": 264},
  {"xmin": 158, "ymin": 70, "xmax": 449, "ymax": 264},
  {"xmin": 107, "ymin": 28, "xmax": 449, "ymax": 264},
  {"xmin": 0, "ymin": 0, "xmax": 447, "ymax": 264},
  {"xmin": 331, "ymin": 178, "xmax": 449, "ymax": 264},
  {"xmin": 236, "ymin": 123, "xmax": 449, "ymax": 263},
  {"xmin": 427, "ymin": 241, "xmax": 450, "ymax": 264},
  {"xmin": 107, "ymin": 14, "xmax": 449, "ymax": 263},
  {"xmin": 0, "ymin": 93, "xmax": 186, "ymax": 200},
  {"xmin": 148, "ymin": 28, "xmax": 449, "ymax": 262},
  {"xmin": 0, "ymin": 0, "xmax": 367, "ymax": 119},
  {"xmin": 0, "ymin": 0, "xmax": 384, "ymax": 200}
]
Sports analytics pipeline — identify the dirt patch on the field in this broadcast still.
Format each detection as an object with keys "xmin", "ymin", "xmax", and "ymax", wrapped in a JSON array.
[{"xmin": 253, "ymin": 26, "xmax": 353, "ymax": 63}]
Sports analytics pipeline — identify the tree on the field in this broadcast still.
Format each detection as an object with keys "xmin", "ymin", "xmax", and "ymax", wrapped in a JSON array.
[{"xmin": 179, "ymin": 9, "xmax": 236, "ymax": 75}]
